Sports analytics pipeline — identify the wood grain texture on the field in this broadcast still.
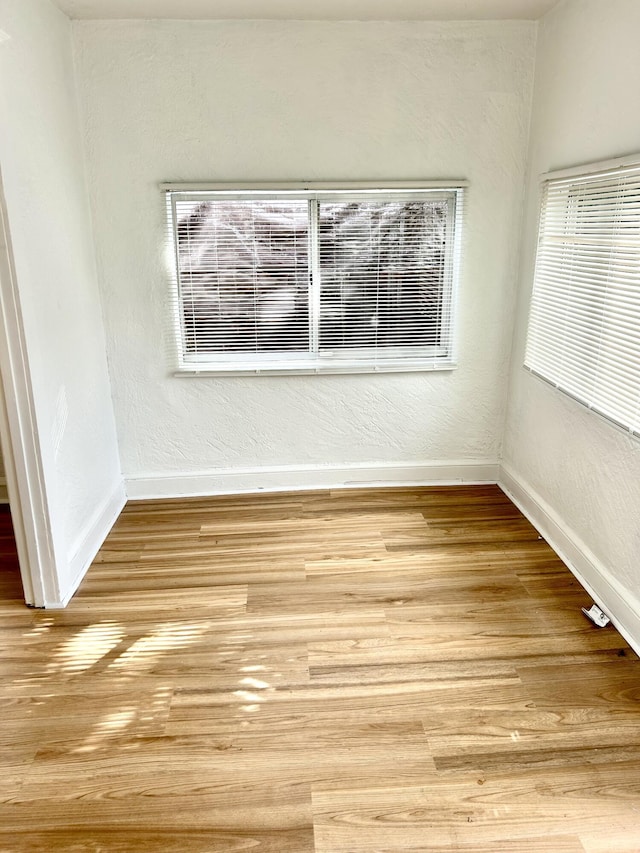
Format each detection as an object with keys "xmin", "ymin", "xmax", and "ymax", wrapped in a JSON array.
[{"xmin": 0, "ymin": 488, "xmax": 639, "ymax": 851}]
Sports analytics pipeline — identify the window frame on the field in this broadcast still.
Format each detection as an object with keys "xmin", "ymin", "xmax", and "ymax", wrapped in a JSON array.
[
  {"xmin": 524, "ymin": 154, "xmax": 640, "ymax": 439},
  {"xmin": 163, "ymin": 181, "xmax": 466, "ymax": 376}
]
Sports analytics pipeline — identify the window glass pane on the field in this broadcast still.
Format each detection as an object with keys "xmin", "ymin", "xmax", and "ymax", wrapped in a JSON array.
[
  {"xmin": 317, "ymin": 201, "xmax": 449, "ymax": 351},
  {"xmin": 176, "ymin": 200, "xmax": 309, "ymax": 354}
]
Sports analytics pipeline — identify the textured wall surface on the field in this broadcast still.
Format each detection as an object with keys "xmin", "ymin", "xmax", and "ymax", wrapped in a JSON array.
[
  {"xmin": 503, "ymin": 0, "xmax": 640, "ymax": 591},
  {"xmin": 0, "ymin": 0, "xmax": 123, "ymax": 592},
  {"xmin": 74, "ymin": 20, "xmax": 535, "ymax": 484}
]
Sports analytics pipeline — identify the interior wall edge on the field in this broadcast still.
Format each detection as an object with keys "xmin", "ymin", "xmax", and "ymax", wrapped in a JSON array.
[
  {"xmin": 499, "ymin": 463, "xmax": 640, "ymax": 658},
  {"xmin": 44, "ymin": 479, "xmax": 126, "ymax": 609},
  {"xmin": 124, "ymin": 460, "xmax": 501, "ymax": 500}
]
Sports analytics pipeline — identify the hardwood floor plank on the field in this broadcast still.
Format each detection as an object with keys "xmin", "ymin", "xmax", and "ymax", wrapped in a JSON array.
[
  {"xmin": 247, "ymin": 574, "xmax": 530, "ymax": 615},
  {"xmin": 581, "ymin": 831, "xmax": 640, "ymax": 853},
  {"xmin": 312, "ymin": 761, "xmax": 640, "ymax": 850},
  {"xmin": 305, "ymin": 540, "xmax": 564, "ymax": 577},
  {"xmin": 423, "ymin": 706, "xmax": 640, "ymax": 757},
  {"xmin": 312, "ymin": 841, "xmax": 586, "ymax": 853},
  {"xmin": 516, "ymin": 660, "xmax": 640, "ymax": 708},
  {"xmin": 0, "ymin": 828, "xmax": 315, "ymax": 853},
  {"xmin": 0, "ymin": 797, "xmax": 315, "ymax": 851}
]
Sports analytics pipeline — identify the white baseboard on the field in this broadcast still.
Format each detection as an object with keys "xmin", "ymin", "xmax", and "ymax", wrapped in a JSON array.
[
  {"xmin": 48, "ymin": 479, "xmax": 126, "ymax": 608},
  {"xmin": 126, "ymin": 460, "xmax": 500, "ymax": 500},
  {"xmin": 499, "ymin": 464, "xmax": 640, "ymax": 657}
]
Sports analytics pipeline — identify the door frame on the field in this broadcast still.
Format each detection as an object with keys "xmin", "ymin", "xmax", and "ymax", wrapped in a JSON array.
[{"xmin": 0, "ymin": 165, "xmax": 58, "ymax": 607}]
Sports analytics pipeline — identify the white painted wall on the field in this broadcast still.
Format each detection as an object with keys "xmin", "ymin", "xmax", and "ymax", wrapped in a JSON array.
[
  {"xmin": 74, "ymin": 19, "xmax": 535, "ymax": 494},
  {"xmin": 0, "ymin": 0, "xmax": 124, "ymax": 603},
  {"xmin": 503, "ymin": 1, "xmax": 640, "ymax": 630}
]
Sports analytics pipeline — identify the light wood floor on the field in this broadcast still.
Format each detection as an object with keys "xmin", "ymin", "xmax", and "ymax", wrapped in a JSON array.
[{"xmin": 1, "ymin": 486, "xmax": 640, "ymax": 852}]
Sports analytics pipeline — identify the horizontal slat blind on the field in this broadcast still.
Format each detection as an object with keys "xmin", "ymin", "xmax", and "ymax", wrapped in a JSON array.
[
  {"xmin": 166, "ymin": 186, "xmax": 463, "ymax": 373},
  {"xmin": 317, "ymin": 200, "xmax": 451, "ymax": 357},
  {"xmin": 525, "ymin": 162, "xmax": 640, "ymax": 435},
  {"xmin": 173, "ymin": 198, "xmax": 310, "ymax": 358}
]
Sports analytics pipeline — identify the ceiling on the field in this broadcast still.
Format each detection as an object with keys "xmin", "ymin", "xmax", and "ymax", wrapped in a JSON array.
[{"xmin": 52, "ymin": 0, "xmax": 562, "ymax": 21}]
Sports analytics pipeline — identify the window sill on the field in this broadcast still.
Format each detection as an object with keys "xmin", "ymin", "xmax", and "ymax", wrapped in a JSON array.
[{"xmin": 173, "ymin": 360, "xmax": 458, "ymax": 377}]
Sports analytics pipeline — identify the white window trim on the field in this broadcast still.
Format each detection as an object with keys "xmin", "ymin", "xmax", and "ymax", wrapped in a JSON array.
[
  {"xmin": 525, "ymin": 153, "xmax": 640, "ymax": 439},
  {"xmin": 163, "ymin": 181, "xmax": 466, "ymax": 377}
]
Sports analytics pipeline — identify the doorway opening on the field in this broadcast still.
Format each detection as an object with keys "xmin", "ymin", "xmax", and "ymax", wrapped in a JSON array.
[{"xmin": 0, "ymin": 502, "xmax": 21, "ymax": 601}]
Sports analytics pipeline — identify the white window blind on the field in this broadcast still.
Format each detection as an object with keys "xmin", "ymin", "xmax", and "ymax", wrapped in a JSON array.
[
  {"xmin": 317, "ymin": 199, "xmax": 451, "ymax": 355},
  {"xmin": 174, "ymin": 198, "xmax": 310, "ymax": 358},
  {"xmin": 525, "ymin": 159, "xmax": 640, "ymax": 437},
  {"xmin": 165, "ymin": 185, "xmax": 464, "ymax": 375}
]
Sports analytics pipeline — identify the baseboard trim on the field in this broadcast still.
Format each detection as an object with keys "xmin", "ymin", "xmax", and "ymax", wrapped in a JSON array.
[
  {"xmin": 499, "ymin": 464, "xmax": 640, "ymax": 657},
  {"xmin": 47, "ymin": 480, "xmax": 126, "ymax": 608},
  {"xmin": 126, "ymin": 460, "xmax": 500, "ymax": 500}
]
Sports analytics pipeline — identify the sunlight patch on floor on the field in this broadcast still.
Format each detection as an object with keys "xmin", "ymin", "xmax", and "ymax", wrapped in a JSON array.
[
  {"xmin": 108, "ymin": 620, "xmax": 211, "ymax": 673},
  {"xmin": 46, "ymin": 622, "xmax": 125, "ymax": 675}
]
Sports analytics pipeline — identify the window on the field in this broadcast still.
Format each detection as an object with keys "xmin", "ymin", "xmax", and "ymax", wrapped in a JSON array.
[
  {"xmin": 525, "ymin": 157, "xmax": 640, "ymax": 437},
  {"xmin": 165, "ymin": 183, "xmax": 464, "ymax": 374}
]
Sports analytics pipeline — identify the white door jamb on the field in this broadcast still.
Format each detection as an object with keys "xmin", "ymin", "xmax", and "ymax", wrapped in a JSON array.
[{"xmin": 0, "ymin": 166, "xmax": 58, "ymax": 607}]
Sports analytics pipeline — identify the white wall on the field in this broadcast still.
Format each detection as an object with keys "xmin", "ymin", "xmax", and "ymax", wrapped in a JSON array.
[
  {"xmin": 0, "ymin": 0, "xmax": 124, "ymax": 603},
  {"xmin": 73, "ymin": 19, "xmax": 536, "ymax": 495},
  {"xmin": 503, "ymin": 0, "xmax": 640, "ymax": 642}
]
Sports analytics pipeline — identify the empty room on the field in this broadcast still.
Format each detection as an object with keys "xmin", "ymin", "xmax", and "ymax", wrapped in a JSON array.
[{"xmin": 0, "ymin": 0, "xmax": 639, "ymax": 850}]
